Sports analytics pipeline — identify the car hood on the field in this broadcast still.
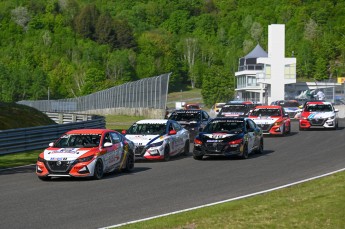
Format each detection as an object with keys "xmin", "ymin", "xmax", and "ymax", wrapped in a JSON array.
[
  {"xmin": 249, "ymin": 117, "xmax": 280, "ymax": 124},
  {"xmin": 125, "ymin": 134, "xmax": 164, "ymax": 145},
  {"xmin": 43, "ymin": 148, "xmax": 95, "ymax": 161},
  {"xmin": 302, "ymin": 111, "xmax": 335, "ymax": 119},
  {"xmin": 199, "ymin": 132, "xmax": 243, "ymax": 141}
]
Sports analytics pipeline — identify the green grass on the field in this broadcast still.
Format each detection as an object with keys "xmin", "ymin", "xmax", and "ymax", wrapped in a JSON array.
[
  {"xmin": 105, "ymin": 114, "xmax": 147, "ymax": 130},
  {"xmin": 167, "ymin": 88, "xmax": 207, "ymax": 109},
  {"xmin": 0, "ymin": 150, "xmax": 42, "ymax": 169},
  {"xmin": 116, "ymin": 171, "xmax": 345, "ymax": 229}
]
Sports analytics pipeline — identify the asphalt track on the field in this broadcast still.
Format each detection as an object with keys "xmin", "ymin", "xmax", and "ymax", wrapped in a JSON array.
[{"xmin": 1, "ymin": 120, "xmax": 345, "ymax": 229}]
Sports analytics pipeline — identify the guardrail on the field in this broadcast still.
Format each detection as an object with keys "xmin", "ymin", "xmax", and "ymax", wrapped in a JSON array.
[{"xmin": 0, "ymin": 114, "xmax": 105, "ymax": 155}]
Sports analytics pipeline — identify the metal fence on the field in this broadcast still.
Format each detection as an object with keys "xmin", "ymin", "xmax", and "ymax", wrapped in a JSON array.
[{"xmin": 17, "ymin": 73, "xmax": 171, "ymax": 112}]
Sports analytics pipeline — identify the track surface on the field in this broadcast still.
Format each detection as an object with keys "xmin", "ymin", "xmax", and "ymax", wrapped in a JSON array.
[{"xmin": 1, "ymin": 120, "xmax": 345, "ymax": 229}]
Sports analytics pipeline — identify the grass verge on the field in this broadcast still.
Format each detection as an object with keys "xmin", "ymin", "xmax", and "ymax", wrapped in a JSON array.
[
  {"xmin": 116, "ymin": 171, "xmax": 345, "ymax": 229},
  {"xmin": 0, "ymin": 150, "xmax": 42, "ymax": 169}
]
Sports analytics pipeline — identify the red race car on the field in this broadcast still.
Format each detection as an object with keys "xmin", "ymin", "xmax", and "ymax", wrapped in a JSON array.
[
  {"xmin": 36, "ymin": 129, "xmax": 135, "ymax": 180},
  {"xmin": 248, "ymin": 105, "xmax": 291, "ymax": 135}
]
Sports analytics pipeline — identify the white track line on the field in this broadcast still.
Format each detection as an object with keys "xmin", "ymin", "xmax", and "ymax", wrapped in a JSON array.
[{"xmin": 100, "ymin": 168, "xmax": 345, "ymax": 229}]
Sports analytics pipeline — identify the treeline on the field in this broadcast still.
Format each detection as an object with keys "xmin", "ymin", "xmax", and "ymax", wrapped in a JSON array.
[{"xmin": 0, "ymin": 0, "xmax": 344, "ymax": 106}]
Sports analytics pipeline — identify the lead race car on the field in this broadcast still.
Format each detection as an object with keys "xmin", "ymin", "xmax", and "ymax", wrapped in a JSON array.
[
  {"xmin": 299, "ymin": 101, "xmax": 339, "ymax": 130},
  {"xmin": 123, "ymin": 119, "xmax": 190, "ymax": 161},
  {"xmin": 248, "ymin": 105, "xmax": 291, "ymax": 136},
  {"xmin": 36, "ymin": 129, "xmax": 135, "ymax": 181}
]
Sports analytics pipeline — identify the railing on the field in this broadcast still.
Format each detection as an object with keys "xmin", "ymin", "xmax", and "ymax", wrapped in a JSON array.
[{"xmin": 0, "ymin": 114, "xmax": 105, "ymax": 155}]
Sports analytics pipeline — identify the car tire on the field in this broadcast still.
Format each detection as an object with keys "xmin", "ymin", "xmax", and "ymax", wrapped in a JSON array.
[
  {"xmin": 93, "ymin": 160, "xmax": 104, "ymax": 180},
  {"xmin": 164, "ymin": 145, "xmax": 170, "ymax": 161},
  {"xmin": 287, "ymin": 123, "xmax": 291, "ymax": 134},
  {"xmin": 123, "ymin": 151, "xmax": 134, "ymax": 173},
  {"xmin": 241, "ymin": 144, "xmax": 249, "ymax": 159},
  {"xmin": 256, "ymin": 139, "xmax": 264, "ymax": 154},
  {"xmin": 193, "ymin": 154, "xmax": 203, "ymax": 160},
  {"xmin": 182, "ymin": 140, "xmax": 190, "ymax": 156}
]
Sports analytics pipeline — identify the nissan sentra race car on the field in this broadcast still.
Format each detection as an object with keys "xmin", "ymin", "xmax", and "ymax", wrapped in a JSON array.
[
  {"xmin": 299, "ymin": 101, "xmax": 339, "ymax": 130},
  {"xmin": 193, "ymin": 117, "xmax": 263, "ymax": 160},
  {"xmin": 248, "ymin": 105, "xmax": 291, "ymax": 135},
  {"xmin": 36, "ymin": 129, "xmax": 135, "ymax": 181},
  {"xmin": 123, "ymin": 119, "xmax": 190, "ymax": 161}
]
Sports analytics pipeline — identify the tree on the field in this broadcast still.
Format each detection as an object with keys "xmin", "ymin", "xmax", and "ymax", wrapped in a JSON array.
[
  {"xmin": 11, "ymin": 6, "xmax": 31, "ymax": 32},
  {"xmin": 74, "ymin": 4, "xmax": 99, "ymax": 40}
]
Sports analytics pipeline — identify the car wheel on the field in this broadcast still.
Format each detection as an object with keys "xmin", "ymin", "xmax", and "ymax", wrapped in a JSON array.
[
  {"xmin": 241, "ymin": 144, "xmax": 249, "ymax": 159},
  {"xmin": 287, "ymin": 123, "xmax": 291, "ymax": 134},
  {"xmin": 164, "ymin": 145, "xmax": 170, "ymax": 161},
  {"xmin": 93, "ymin": 160, "xmax": 104, "ymax": 180},
  {"xmin": 123, "ymin": 151, "xmax": 134, "ymax": 172},
  {"xmin": 193, "ymin": 154, "xmax": 203, "ymax": 160},
  {"xmin": 256, "ymin": 139, "xmax": 264, "ymax": 154},
  {"xmin": 38, "ymin": 176, "xmax": 51, "ymax": 181},
  {"xmin": 182, "ymin": 140, "xmax": 190, "ymax": 156}
]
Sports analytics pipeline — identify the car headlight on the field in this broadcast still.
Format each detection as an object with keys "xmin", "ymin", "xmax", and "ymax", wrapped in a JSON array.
[
  {"xmin": 76, "ymin": 155, "xmax": 95, "ymax": 163},
  {"xmin": 149, "ymin": 141, "xmax": 164, "ymax": 147},
  {"xmin": 274, "ymin": 121, "xmax": 283, "ymax": 126},
  {"xmin": 328, "ymin": 116, "xmax": 335, "ymax": 120}
]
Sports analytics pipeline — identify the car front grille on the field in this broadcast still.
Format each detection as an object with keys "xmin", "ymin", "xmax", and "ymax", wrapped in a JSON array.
[
  {"xmin": 309, "ymin": 118, "xmax": 325, "ymax": 126},
  {"xmin": 135, "ymin": 146, "xmax": 145, "ymax": 156},
  {"xmin": 205, "ymin": 142, "xmax": 227, "ymax": 152},
  {"xmin": 46, "ymin": 161, "xmax": 72, "ymax": 172},
  {"xmin": 257, "ymin": 124, "xmax": 272, "ymax": 132}
]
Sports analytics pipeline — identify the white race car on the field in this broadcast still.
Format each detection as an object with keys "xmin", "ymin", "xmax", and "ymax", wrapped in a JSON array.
[{"xmin": 123, "ymin": 119, "xmax": 190, "ymax": 161}]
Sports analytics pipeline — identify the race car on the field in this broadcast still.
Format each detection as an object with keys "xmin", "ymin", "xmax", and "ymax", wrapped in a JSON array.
[
  {"xmin": 209, "ymin": 102, "xmax": 226, "ymax": 117},
  {"xmin": 248, "ymin": 105, "xmax": 291, "ymax": 135},
  {"xmin": 299, "ymin": 101, "xmax": 339, "ymax": 130},
  {"xmin": 36, "ymin": 129, "xmax": 135, "ymax": 181},
  {"xmin": 193, "ymin": 117, "xmax": 263, "ymax": 160},
  {"xmin": 168, "ymin": 109, "xmax": 211, "ymax": 140},
  {"xmin": 123, "ymin": 119, "xmax": 190, "ymax": 161},
  {"xmin": 217, "ymin": 102, "xmax": 253, "ymax": 117},
  {"xmin": 271, "ymin": 100, "xmax": 300, "ymax": 119}
]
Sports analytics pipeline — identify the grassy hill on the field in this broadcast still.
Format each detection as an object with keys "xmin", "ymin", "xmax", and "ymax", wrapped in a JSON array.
[{"xmin": 0, "ymin": 102, "xmax": 56, "ymax": 130}]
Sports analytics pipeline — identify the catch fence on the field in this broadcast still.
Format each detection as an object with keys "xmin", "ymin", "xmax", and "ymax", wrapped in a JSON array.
[{"xmin": 17, "ymin": 73, "xmax": 171, "ymax": 112}]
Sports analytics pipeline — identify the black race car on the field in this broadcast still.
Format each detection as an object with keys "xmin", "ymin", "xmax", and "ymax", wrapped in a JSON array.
[
  {"xmin": 193, "ymin": 117, "xmax": 263, "ymax": 160},
  {"xmin": 168, "ymin": 109, "xmax": 211, "ymax": 139},
  {"xmin": 217, "ymin": 103, "xmax": 253, "ymax": 117}
]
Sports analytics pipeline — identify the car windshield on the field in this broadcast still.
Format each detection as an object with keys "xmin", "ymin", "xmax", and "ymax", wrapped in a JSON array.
[
  {"xmin": 278, "ymin": 101, "xmax": 300, "ymax": 107},
  {"xmin": 127, "ymin": 123, "xmax": 166, "ymax": 135},
  {"xmin": 169, "ymin": 112, "xmax": 200, "ymax": 121},
  {"xmin": 203, "ymin": 120, "xmax": 244, "ymax": 133},
  {"xmin": 305, "ymin": 104, "xmax": 333, "ymax": 112},
  {"xmin": 220, "ymin": 105, "xmax": 248, "ymax": 113},
  {"xmin": 54, "ymin": 134, "xmax": 101, "ymax": 148},
  {"xmin": 251, "ymin": 108, "xmax": 281, "ymax": 117}
]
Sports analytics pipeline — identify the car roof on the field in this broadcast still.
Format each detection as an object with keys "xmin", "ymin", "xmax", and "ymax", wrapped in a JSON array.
[
  {"xmin": 135, "ymin": 119, "xmax": 169, "ymax": 124},
  {"xmin": 211, "ymin": 117, "xmax": 246, "ymax": 121},
  {"xmin": 305, "ymin": 101, "xmax": 332, "ymax": 105},
  {"xmin": 253, "ymin": 105, "xmax": 282, "ymax": 109},
  {"xmin": 66, "ymin": 129, "xmax": 112, "ymax": 135},
  {"xmin": 173, "ymin": 109, "xmax": 202, "ymax": 113}
]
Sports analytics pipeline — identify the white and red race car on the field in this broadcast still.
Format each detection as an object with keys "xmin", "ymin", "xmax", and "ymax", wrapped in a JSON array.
[
  {"xmin": 123, "ymin": 119, "xmax": 190, "ymax": 161},
  {"xmin": 299, "ymin": 101, "xmax": 339, "ymax": 130},
  {"xmin": 248, "ymin": 105, "xmax": 291, "ymax": 135},
  {"xmin": 36, "ymin": 129, "xmax": 135, "ymax": 180}
]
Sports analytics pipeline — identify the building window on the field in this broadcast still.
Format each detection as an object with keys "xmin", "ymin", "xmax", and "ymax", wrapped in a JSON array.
[
  {"xmin": 284, "ymin": 64, "xmax": 296, "ymax": 79},
  {"xmin": 265, "ymin": 65, "xmax": 271, "ymax": 79}
]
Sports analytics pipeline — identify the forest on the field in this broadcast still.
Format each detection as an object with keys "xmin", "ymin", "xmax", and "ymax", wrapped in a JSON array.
[{"xmin": 0, "ymin": 0, "xmax": 344, "ymax": 106}]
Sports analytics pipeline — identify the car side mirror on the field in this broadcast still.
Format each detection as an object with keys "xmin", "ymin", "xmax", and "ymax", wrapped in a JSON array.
[
  {"xmin": 334, "ymin": 109, "xmax": 339, "ymax": 112},
  {"xmin": 169, "ymin": 130, "xmax": 177, "ymax": 135},
  {"xmin": 121, "ymin": 130, "xmax": 127, "ymax": 134},
  {"xmin": 49, "ymin": 142, "xmax": 54, "ymax": 147},
  {"xmin": 103, "ymin": 142, "xmax": 113, "ymax": 147}
]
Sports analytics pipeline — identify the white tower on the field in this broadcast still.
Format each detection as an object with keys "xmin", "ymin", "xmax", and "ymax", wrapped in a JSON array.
[{"xmin": 257, "ymin": 24, "xmax": 296, "ymax": 104}]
